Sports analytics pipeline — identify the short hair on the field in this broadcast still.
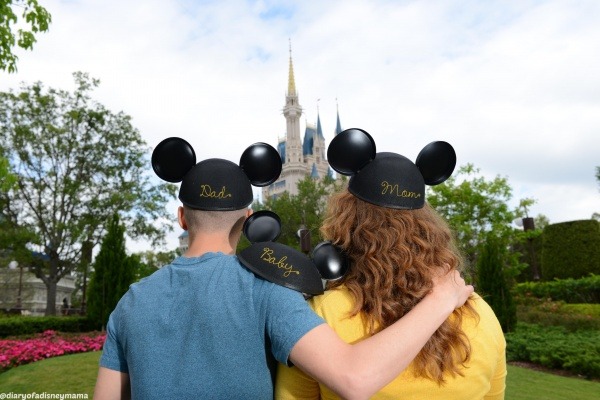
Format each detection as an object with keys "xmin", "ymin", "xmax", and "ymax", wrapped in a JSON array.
[{"xmin": 183, "ymin": 206, "xmax": 247, "ymax": 235}]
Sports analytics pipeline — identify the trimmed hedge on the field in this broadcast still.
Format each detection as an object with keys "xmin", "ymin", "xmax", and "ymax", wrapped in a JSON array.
[
  {"xmin": 506, "ymin": 323, "xmax": 600, "ymax": 379},
  {"xmin": 517, "ymin": 302, "xmax": 600, "ymax": 332},
  {"xmin": 541, "ymin": 220, "xmax": 600, "ymax": 280},
  {"xmin": 0, "ymin": 316, "xmax": 97, "ymax": 338},
  {"xmin": 514, "ymin": 274, "xmax": 600, "ymax": 303}
]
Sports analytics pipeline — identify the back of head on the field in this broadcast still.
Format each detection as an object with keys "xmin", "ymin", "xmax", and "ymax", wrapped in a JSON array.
[
  {"xmin": 322, "ymin": 190, "xmax": 461, "ymax": 304},
  {"xmin": 322, "ymin": 190, "xmax": 473, "ymax": 384},
  {"xmin": 152, "ymin": 137, "xmax": 282, "ymax": 210},
  {"xmin": 183, "ymin": 206, "xmax": 248, "ymax": 235}
]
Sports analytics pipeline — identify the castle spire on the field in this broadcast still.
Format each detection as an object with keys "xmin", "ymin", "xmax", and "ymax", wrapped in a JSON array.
[
  {"xmin": 335, "ymin": 98, "xmax": 342, "ymax": 135},
  {"xmin": 287, "ymin": 39, "xmax": 296, "ymax": 95},
  {"xmin": 317, "ymin": 107, "xmax": 324, "ymax": 139}
]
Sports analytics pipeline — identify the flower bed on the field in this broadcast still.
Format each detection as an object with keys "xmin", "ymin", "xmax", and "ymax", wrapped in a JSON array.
[{"xmin": 0, "ymin": 330, "xmax": 106, "ymax": 372}]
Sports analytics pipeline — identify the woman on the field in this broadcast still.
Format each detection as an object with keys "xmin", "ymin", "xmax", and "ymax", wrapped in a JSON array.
[{"xmin": 275, "ymin": 129, "xmax": 506, "ymax": 399}]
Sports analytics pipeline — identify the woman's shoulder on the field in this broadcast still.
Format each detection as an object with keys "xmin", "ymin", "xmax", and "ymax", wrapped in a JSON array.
[
  {"xmin": 469, "ymin": 292, "xmax": 496, "ymax": 315},
  {"xmin": 308, "ymin": 286, "xmax": 371, "ymax": 341},
  {"xmin": 309, "ymin": 286, "xmax": 353, "ymax": 308},
  {"xmin": 466, "ymin": 292, "xmax": 506, "ymax": 340}
]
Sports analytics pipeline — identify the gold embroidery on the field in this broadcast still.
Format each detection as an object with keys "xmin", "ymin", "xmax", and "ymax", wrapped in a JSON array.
[
  {"xmin": 260, "ymin": 247, "xmax": 300, "ymax": 277},
  {"xmin": 381, "ymin": 181, "xmax": 421, "ymax": 198},
  {"xmin": 199, "ymin": 184, "xmax": 232, "ymax": 199}
]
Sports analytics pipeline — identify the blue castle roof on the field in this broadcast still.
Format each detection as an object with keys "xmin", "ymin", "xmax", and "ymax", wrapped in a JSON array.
[
  {"xmin": 317, "ymin": 114, "xmax": 324, "ymax": 139},
  {"xmin": 303, "ymin": 125, "xmax": 317, "ymax": 156},
  {"xmin": 335, "ymin": 110, "xmax": 342, "ymax": 135},
  {"xmin": 278, "ymin": 141, "xmax": 286, "ymax": 164},
  {"xmin": 310, "ymin": 163, "xmax": 319, "ymax": 179}
]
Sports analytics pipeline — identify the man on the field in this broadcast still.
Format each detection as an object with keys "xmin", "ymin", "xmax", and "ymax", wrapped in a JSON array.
[{"xmin": 94, "ymin": 139, "xmax": 472, "ymax": 399}]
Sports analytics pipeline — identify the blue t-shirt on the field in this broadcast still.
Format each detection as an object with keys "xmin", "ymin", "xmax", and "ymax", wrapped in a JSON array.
[{"xmin": 100, "ymin": 252, "xmax": 323, "ymax": 399}]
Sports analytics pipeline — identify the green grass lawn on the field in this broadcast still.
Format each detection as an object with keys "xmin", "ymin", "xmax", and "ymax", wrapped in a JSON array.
[
  {"xmin": 1, "ymin": 352, "xmax": 599, "ymax": 399},
  {"xmin": 0, "ymin": 351, "xmax": 100, "ymax": 397},
  {"xmin": 506, "ymin": 364, "xmax": 600, "ymax": 400}
]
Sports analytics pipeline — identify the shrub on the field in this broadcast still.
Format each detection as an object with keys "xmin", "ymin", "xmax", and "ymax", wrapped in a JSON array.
[
  {"xmin": 541, "ymin": 220, "xmax": 600, "ymax": 280},
  {"xmin": 506, "ymin": 323, "xmax": 600, "ymax": 379},
  {"xmin": 87, "ymin": 214, "xmax": 137, "ymax": 330},
  {"xmin": 517, "ymin": 302, "xmax": 600, "ymax": 332},
  {"xmin": 514, "ymin": 275, "xmax": 600, "ymax": 303},
  {"xmin": 561, "ymin": 303, "xmax": 600, "ymax": 318},
  {"xmin": 0, "ymin": 316, "xmax": 96, "ymax": 338},
  {"xmin": 513, "ymin": 231, "xmax": 544, "ymax": 282},
  {"xmin": 477, "ymin": 237, "xmax": 517, "ymax": 332}
]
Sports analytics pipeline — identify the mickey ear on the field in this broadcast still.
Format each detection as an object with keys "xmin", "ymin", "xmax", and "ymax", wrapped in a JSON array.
[
  {"xmin": 327, "ymin": 128, "xmax": 376, "ymax": 175},
  {"xmin": 243, "ymin": 210, "xmax": 281, "ymax": 243},
  {"xmin": 240, "ymin": 143, "xmax": 282, "ymax": 186},
  {"xmin": 312, "ymin": 242, "xmax": 348, "ymax": 280},
  {"xmin": 415, "ymin": 141, "xmax": 456, "ymax": 185},
  {"xmin": 152, "ymin": 137, "xmax": 196, "ymax": 183}
]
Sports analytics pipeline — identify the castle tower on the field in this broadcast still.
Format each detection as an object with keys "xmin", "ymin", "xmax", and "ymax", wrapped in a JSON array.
[
  {"xmin": 283, "ymin": 44, "xmax": 303, "ymax": 166},
  {"xmin": 262, "ymin": 45, "xmax": 341, "ymax": 201}
]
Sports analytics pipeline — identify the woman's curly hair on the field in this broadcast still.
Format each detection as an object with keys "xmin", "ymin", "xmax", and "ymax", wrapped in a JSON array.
[{"xmin": 321, "ymin": 190, "xmax": 477, "ymax": 385}]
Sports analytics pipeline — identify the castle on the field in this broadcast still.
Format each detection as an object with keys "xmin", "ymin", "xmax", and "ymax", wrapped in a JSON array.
[
  {"xmin": 261, "ymin": 47, "xmax": 342, "ymax": 201},
  {"xmin": 179, "ymin": 48, "xmax": 342, "ymax": 253}
]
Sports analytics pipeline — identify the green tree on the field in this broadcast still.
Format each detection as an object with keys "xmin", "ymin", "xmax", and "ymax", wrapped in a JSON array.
[
  {"xmin": 87, "ymin": 214, "xmax": 137, "ymax": 330},
  {"xmin": 0, "ymin": 154, "xmax": 16, "ymax": 191},
  {"xmin": 135, "ymin": 249, "xmax": 178, "ymax": 280},
  {"xmin": 476, "ymin": 236, "xmax": 517, "ymax": 333},
  {"xmin": 427, "ymin": 164, "xmax": 526, "ymax": 277},
  {"xmin": 512, "ymin": 199, "xmax": 549, "ymax": 281},
  {"xmin": 260, "ymin": 175, "xmax": 344, "ymax": 251},
  {"xmin": 595, "ymin": 166, "xmax": 600, "ymax": 221},
  {"xmin": 0, "ymin": 150, "xmax": 34, "ymax": 265},
  {"xmin": 0, "ymin": 72, "xmax": 177, "ymax": 315},
  {"xmin": 0, "ymin": 0, "xmax": 51, "ymax": 73}
]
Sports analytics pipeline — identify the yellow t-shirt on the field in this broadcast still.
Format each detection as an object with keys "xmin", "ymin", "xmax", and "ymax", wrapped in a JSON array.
[{"xmin": 276, "ymin": 290, "xmax": 506, "ymax": 400}]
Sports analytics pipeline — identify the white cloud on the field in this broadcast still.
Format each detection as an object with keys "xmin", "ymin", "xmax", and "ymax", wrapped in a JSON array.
[{"xmin": 2, "ymin": 0, "xmax": 599, "ymax": 253}]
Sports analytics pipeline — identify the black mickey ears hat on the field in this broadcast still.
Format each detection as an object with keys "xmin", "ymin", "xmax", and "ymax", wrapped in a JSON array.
[
  {"xmin": 328, "ymin": 128, "xmax": 456, "ymax": 210},
  {"xmin": 152, "ymin": 137, "xmax": 282, "ymax": 210},
  {"xmin": 238, "ymin": 211, "xmax": 348, "ymax": 295}
]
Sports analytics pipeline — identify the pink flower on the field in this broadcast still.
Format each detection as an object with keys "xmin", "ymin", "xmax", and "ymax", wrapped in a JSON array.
[{"xmin": 0, "ymin": 331, "xmax": 107, "ymax": 372}]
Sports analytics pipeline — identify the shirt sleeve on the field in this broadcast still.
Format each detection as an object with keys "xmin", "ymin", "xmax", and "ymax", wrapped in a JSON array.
[
  {"xmin": 99, "ymin": 309, "xmax": 129, "ymax": 373},
  {"xmin": 276, "ymin": 361, "xmax": 321, "ymax": 400},
  {"xmin": 274, "ymin": 292, "xmax": 344, "ymax": 400},
  {"xmin": 485, "ymin": 333, "xmax": 507, "ymax": 399},
  {"xmin": 264, "ymin": 284, "xmax": 324, "ymax": 365}
]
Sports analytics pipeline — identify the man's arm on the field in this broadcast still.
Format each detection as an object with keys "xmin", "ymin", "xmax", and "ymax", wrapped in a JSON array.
[
  {"xmin": 93, "ymin": 367, "xmax": 131, "ymax": 400},
  {"xmin": 289, "ymin": 269, "xmax": 473, "ymax": 400}
]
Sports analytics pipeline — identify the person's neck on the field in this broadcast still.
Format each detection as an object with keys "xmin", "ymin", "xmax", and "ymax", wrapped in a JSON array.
[{"xmin": 183, "ymin": 232, "xmax": 237, "ymax": 258}]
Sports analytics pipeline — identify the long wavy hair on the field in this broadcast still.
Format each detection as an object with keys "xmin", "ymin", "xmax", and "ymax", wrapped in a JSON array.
[{"xmin": 321, "ymin": 190, "xmax": 477, "ymax": 385}]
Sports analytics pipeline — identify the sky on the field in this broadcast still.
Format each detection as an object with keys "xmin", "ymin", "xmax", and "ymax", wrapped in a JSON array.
[{"xmin": 2, "ymin": 0, "xmax": 599, "ymax": 254}]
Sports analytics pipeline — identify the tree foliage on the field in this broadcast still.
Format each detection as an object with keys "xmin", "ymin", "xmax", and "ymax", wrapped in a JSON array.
[
  {"xmin": 0, "ymin": 72, "xmax": 177, "ymax": 314},
  {"xmin": 258, "ymin": 175, "xmax": 345, "ymax": 251},
  {"xmin": 426, "ymin": 164, "xmax": 527, "ymax": 277},
  {"xmin": 87, "ymin": 214, "xmax": 137, "ymax": 330},
  {"xmin": 0, "ymin": 0, "xmax": 51, "ymax": 73},
  {"xmin": 135, "ymin": 249, "xmax": 178, "ymax": 281},
  {"xmin": 0, "ymin": 150, "xmax": 34, "ymax": 265},
  {"xmin": 595, "ymin": 166, "xmax": 600, "ymax": 221},
  {"xmin": 0, "ymin": 153, "xmax": 16, "ymax": 192},
  {"xmin": 476, "ymin": 236, "xmax": 517, "ymax": 333}
]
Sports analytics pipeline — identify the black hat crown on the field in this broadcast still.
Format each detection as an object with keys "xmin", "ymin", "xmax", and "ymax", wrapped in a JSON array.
[
  {"xmin": 327, "ymin": 128, "xmax": 456, "ymax": 209},
  {"xmin": 152, "ymin": 137, "xmax": 282, "ymax": 210},
  {"xmin": 238, "ymin": 211, "xmax": 348, "ymax": 295}
]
